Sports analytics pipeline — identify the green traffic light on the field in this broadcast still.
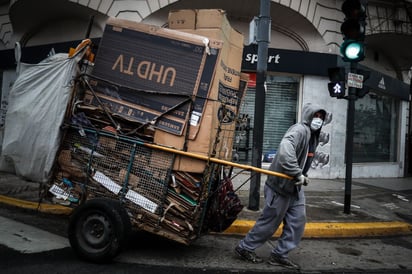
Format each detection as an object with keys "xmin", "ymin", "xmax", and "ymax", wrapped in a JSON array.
[
  {"xmin": 345, "ymin": 43, "xmax": 361, "ymax": 58},
  {"xmin": 340, "ymin": 40, "xmax": 365, "ymax": 62}
]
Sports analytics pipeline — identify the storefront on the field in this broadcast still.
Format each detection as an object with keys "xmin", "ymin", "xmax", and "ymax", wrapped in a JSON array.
[
  {"xmin": 0, "ymin": 0, "xmax": 411, "ymax": 179},
  {"xmin": 238, "ymin": 45, "xmax": 410, "ymax": 179},
  {"xmin": 1, "ymin": 40, "xmax": 410, "ymax": 179}
]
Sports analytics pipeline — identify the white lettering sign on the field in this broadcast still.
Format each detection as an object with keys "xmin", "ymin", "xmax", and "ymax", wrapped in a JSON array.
[
  {"xmin": 245, "ymin": 53, "xmax": 280, "ymax": 64},
  {"xmin": 348, "ymin": 72, "xmax": 363, "ymax": 89}
]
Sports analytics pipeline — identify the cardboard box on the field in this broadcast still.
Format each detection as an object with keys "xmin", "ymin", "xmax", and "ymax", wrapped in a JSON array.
[
  {"xmin": 153, "ymin": 9, "xmax": 246, "ymax": 172},
  {"xmin": 168, "ymin": 9, "xmax": 243, "ymax": 42},
  {"xmin": 83, "ymin": 89, "xmax": 189, "ymax": 136},
  {"xmin": 91, "ymin": 17, "xmax": 223, "ymax": 136},
  {"xmin": 168, "ymin": 9, "xmax": 244, "ymax": 100}
]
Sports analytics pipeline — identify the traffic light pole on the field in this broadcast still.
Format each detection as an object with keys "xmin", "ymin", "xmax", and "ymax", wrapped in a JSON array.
[
  {"xmin": 249, "ymin": 0, "xmax": 270, "ymax": 211},
  {"xmin": 344, "ymin": 61, "xmax": 357, "ymax": 214},
  {"xmin": 338, "ymin": 0, "xmax": 367, "ymax": 214}
]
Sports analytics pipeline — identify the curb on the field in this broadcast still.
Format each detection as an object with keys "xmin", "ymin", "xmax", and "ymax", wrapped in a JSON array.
[
  {"xmin": 1, "ymin": 195, "xmax": 412, "ymax": 238},
  {"xmin": 0, "ymin": 195, "xmax": 72, "ymax": 215},
  {"xmin": 223, "ymin": 219, "xmax": 412, "ymax": 238}
]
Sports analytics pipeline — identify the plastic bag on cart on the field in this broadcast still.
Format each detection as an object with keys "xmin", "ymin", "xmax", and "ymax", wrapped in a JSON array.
[
  {"xmin": 0, "ymin": 40, "xmax": 91, "ymax": 182},
  {"xmin": 206, "ymin": 176, "xmax": 244, "ymax": 232}
]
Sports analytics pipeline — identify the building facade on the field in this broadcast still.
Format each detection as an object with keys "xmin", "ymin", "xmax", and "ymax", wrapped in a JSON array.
[{"xmin": 1, "ymin": 0, "xmax": 411, "ymax": 179}]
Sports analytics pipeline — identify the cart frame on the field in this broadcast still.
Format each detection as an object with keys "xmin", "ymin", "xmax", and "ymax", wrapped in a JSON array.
[{"xmin": 46, "ymin": 73, "xmax": 291, "ymax": 263}]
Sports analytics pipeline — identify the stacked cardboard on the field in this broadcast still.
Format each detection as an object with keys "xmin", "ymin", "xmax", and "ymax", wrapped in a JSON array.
[
  {"xmin": 156, "ymin": 9, "xmax": 247, "ymax": 172},
  {"xmin": 88, "ymin": 18, "xmax": 223, "ymax": 137},
  {"xmin": 82, "ymin": 12, "xmax": 247, "ymax": 173},
  {"xmin": 55, "ymin": 11, "xmax": 247, "ymax": 243}
]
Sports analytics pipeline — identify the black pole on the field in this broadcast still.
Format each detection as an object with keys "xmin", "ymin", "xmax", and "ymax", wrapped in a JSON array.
[
  {"xmin": 85, "ymin": 15, "xmax": 95, "ymax": 39},
  {"xmin": 344, "ymin": 62, "xmax": 357, "ymax": 214},
  {"xmin": 248, "ymin": 0, "xmax": 270, "ymax": 211}
]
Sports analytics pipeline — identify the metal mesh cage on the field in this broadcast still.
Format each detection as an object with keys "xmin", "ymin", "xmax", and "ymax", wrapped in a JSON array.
[{"xmin": 50, "ymin": 125, "xmax": 210, "ymax": 244}]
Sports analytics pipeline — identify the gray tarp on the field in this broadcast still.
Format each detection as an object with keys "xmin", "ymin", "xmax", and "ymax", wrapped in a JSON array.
[{"xmin": 0, "ymin": 42, "xmax": 88, "ymax": 182}]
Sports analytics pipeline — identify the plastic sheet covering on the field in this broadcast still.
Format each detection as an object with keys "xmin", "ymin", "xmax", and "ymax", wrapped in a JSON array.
[{"xmin": 0, "ymin": 41, "xmax": 90, "ymax": 182}]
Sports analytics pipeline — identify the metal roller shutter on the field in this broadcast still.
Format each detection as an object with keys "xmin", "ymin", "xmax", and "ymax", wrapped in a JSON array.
[{"xmin": 237, "ymin": 75, "xmax": 299, "ymax": 163}]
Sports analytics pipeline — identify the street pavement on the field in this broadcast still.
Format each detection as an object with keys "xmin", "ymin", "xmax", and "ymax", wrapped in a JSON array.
[
  {"xmin": 1, "ymin": 168, "xmax": 412, "ymax": 239},
  {"xmin": 2, "ymin": 169, "xmax": 412, "ymax": 273}
]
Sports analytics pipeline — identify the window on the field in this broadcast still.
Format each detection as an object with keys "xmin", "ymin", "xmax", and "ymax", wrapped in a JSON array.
[{"xmin": 353, "ymin": 92, "xmax": 398, "ymax": 163}]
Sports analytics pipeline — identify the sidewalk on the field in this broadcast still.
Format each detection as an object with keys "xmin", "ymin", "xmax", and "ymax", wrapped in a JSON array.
[
  {"xmin": 230, "ymin": 169, "xmax": 412, "ymax": 238},
  {"xmin": 1, "ymin": 170, "xmax": 412, "ymax": 238}
]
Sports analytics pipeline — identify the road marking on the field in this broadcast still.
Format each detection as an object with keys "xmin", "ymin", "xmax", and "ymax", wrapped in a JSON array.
[
  {"xmin": 0, "ymin": 216, "xmax": 69, "ymax": 253},
  {"xmin": 331, "ymin": 200, "xmax": 360, "ymax": 208}
]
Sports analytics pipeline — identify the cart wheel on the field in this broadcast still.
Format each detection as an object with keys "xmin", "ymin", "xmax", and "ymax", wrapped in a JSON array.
[{"xmin": 68, "ymin": 198, "xmax": 131, "ymax": 263}]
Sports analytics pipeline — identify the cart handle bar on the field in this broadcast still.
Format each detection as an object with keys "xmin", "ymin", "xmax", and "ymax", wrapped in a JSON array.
[
  {"xmin": 143, "ymin": 142, "xmax": 293, "ymax": 180},
  {"xmin": 67, "ymin": 124, "xmax": 293, "ymax": 180}
]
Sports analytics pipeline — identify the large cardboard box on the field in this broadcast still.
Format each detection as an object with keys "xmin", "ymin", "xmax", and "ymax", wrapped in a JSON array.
[
  {"xmin": 90, "ymin": 18, "xmax": 223, "ymax": 136},
  {"xmin": 153, "ymin": 9, "xmax": 246, "ymax": 172},
  {"xmin": 168, "ymin": 9, "xmax": 244, "ymax": 102},
  {"xmin": 168, "ymin": 9, "xmax": 243, "ymax": 43},
  {"xmin": 158, "ymin": 73, "xmax": 249, "ymax": 172}
]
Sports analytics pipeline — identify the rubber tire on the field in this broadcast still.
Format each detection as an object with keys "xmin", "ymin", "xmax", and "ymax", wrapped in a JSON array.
[{"xmin": 68, "ymin": 198, "xmax": 131, "ymax": 263}]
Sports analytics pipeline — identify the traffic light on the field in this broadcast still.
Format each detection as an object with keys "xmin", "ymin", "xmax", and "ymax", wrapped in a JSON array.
[
  {"xmin": 328, "ymin": 82, "xmax": 345, "ymax": 98},
  {"xmin": 340, "ymin": 0, "xmax": 367, "ymax": 62},
  {"xmin": 340, "ymin": 40, "xmax": 365, "ymax": 62},
  {"xmin": 328, "ymin": 67, "xmax": 346, "ymax": 98}
]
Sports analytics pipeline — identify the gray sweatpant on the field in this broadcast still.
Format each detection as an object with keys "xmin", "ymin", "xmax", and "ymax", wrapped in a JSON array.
[{"xmin": 238, "ymin": 184, "xmax": 306, "ymax": 258}]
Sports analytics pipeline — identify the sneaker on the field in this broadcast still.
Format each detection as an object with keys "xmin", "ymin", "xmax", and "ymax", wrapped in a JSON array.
[
  {"xmin": 234, "ymin": 246, "xmax": 263, "ymax": 263},
  {"xmin": 268, "ymin": 253, "xmax": 300, "ymax": 269}
]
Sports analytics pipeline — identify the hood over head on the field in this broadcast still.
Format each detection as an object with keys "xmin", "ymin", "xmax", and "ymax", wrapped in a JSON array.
[{"xmin": 302, "ymin": 103, "xmax": 327, "ymax": 126}]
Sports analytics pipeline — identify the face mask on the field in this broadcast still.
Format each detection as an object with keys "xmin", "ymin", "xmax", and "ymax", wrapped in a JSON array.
[{"xmin": 310, "ymin": 117, "xmax": 323, "ymax": 131}]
